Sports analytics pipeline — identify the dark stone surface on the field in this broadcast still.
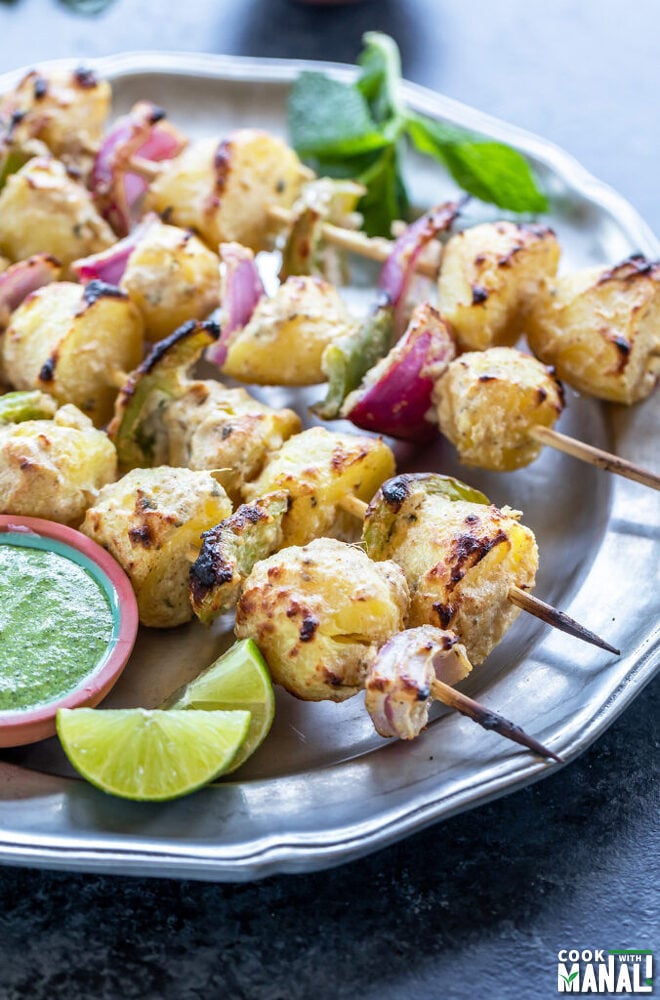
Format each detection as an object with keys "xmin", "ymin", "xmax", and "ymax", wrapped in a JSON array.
[
  {"xmin": 0, "ymin": 2, "xmax": 658, "ymax": 997},
  {"xmin": 0, "ymin": 675, "xmax": 658, "ymax": 999}
]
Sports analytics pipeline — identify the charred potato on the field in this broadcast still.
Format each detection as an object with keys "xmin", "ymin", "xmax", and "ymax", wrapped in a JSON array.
[
  {"xmin": 1, "ymin": 68, "xmax": 110, "ymax": 175},
  {"xmin": 434, "ymin": 347, "xmax": 564, "ymax": 471},
  {"xmin": 526, "ymin": 255, "xmax": 660, "ymax": 404},
  {"xmin": 222, "ymin": 276, "xmax": 356, "ymax": 386},
  {"xmin": 364, "ymin": 474, "xmax": 538, "ymax": 665},
  {"xmin": 0, "ymin": 157, "xmax": 114, "ymax": 273},
  {"xmin": 243, "ymin": 426, "xmax": 396, "ymax": 546},
  {"xmin": 0, "ymin": 402, "xmax": 116, "ymax": 526},
  {"xmin": 81, "ymin": 466, "xmax": 232, "ymax": 628},
  {"xmin": 120, "ymin": 220, "xmax": 221, "ymax": 340},
  {"xmin": 235, "ymin": 537, "xmax": 409, "ymax": 701},
  {"xmin": 438, "ymin": 222, "xmax": 560, "ymax": 350},
  {"xmin": 2, "ymin": 280, "xmax": 143, "ymax": 427},
  {"xmin": 144, "ymin": 130, "xmax": 306, "ymax": 253}
]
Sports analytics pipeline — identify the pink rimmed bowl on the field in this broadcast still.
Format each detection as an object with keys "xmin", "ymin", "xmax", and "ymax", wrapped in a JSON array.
[{"xmin": 0, "ymin": 514, "xmax": 139, "ymax": 747}]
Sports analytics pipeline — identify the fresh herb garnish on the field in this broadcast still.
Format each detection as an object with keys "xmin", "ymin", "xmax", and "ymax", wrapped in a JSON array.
[{"xmin": 288, "ymin": 32, "xmax": 548, "ymax": 236}]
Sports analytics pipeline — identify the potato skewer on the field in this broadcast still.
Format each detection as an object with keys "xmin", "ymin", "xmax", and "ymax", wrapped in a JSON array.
[
  {"xmin": 190, "ymin": 467, "xmax": 618, "ymax": 658},
  {"xmin": 349, "ymin": 476, "xmax": 619, "ymax": 658},
  {"xmin": 126, "ymin": 151, "xmax": 402, "ymax": 271},
  {"xmin": 433, "ymin": 347, "xmax": 660, "ymax": 491},
  {"xmin": 234, "ymin": 537, "xmax": 561, "ymax": 761},
  {"xmin": 125, "ymin": 159, "xmax": 658, "ymax": 488}
]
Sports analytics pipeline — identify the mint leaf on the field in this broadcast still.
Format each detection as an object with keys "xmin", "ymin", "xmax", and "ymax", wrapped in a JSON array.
[
  {"xmin": 356, "ymin": 145, "xmax": 409, "ymax": 237},
  {"xmin": 288, "ymin": 72, "xmax": 388, "ymax": 159},
  {"xmin": 357, "ymin": 31, "xmax": 403, "ymax": 125},
  {"xmin": 407, "ymin": 113, "xmax": 548, "ymax": 213}
]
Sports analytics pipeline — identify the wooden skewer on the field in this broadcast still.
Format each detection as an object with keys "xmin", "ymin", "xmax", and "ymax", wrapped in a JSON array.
[
  {"xmin": 508, "ymin": 586, "xmax": 619, "ymax": 655},
  {"xmin": 430, "ymin": 678, "xmax": 563, "ymax": 762},
  {"xmin": 267, "ymin": 205, "xmax": 440, "ymax": 278},
  {"xmin": 530, "ymin": 425, "xmax": 660, "ymax": 492},
  {"xmin": 338, "ymin": 495, "xmax": 619, "ymax": 655}
]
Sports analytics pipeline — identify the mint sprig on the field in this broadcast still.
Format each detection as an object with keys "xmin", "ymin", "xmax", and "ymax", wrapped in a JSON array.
[{"xmin": 287, "ymin": 32, "xmax": 548, "ymax": 236}]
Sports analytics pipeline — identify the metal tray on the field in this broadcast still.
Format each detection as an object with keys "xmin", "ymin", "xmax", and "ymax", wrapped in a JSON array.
[{"xmin": 0, "ymin": 52, "xmax": 658, "ymax": 882}]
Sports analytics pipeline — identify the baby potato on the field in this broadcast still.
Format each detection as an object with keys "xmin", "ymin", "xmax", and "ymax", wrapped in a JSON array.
[
  {"xmin": 526, "ymin": 255, "xmax": 660, "ymax": 404},
  {"xmin": 242, "ymin": 426, "xmax": 396, "ymax": 546},
  {"xmin": 434, "ymin": 347, "xmax": 564, "ymax": 471},
  {"xmin": 164, "ymin": 380, "xmax": 301, "ymax": 500},
  {"xmin": 365, "ymin": 477, "xmax": 538, "ymax": 665},
  {"xmin": 1, "ymin": 68, "xmax": 111, "ymax": 175},
  {"xmin": 144, "ymin": 130, "xmax": 306, "ymax": 253},
  {"xmin": 2, "ymin": 280, "xmax": 143, "ymax": 427},
  {"xmin": 81, "ymin": 466, "xmax": 232, "ymax": 628},
  {"xmin": 438, "ymin": 221, "xmax": 560, "ymax": 350},
  {"xmin": 235, "ymin": 537, "xmax": 409, "ymax": 701},
  {"xmin": 222, "ymin": 276, "xmax": 356, "ymax": 385},
  {"xmin": 0, "ymin": 157, "xmax": 115, "ymax": 273},
  {"xmin": 120, "ymin": 220, "xmax": 220, "ymax": 341},
  {"xmin": 0, "ymin": 403, "xmax": 116, "ymax": 526}
]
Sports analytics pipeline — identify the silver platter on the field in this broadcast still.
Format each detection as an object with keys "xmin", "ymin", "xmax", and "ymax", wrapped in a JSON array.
[{"xmin": 0, "ymin": 52, "xmax": 657, "ymax": 882}]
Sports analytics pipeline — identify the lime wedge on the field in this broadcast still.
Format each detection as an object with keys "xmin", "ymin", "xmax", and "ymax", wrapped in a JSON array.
[
  {"xmin": 162, "ymin": 639, "xmax": 275, "ymax": 773},
  {"xmin": 56, "ymin": 707, "xmax": 251, "ymax": 801}
]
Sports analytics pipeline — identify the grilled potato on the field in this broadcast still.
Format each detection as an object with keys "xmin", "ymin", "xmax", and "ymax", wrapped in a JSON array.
[
  {"xmin": 364, "ymin": 476, "xmax": 538, "ymax": 665},
  {"xmin": 526, "ymin": 255, "xmax": 660, "ymax": 404},
  {"xmin": 144, "ymin": 130, "xmax": 306, "ymax": 253},
  {"xmin": 235, "ymin": 537, "xmax": 409, "ymax": 701},
  {"xmin": 434, "ymin": 347, "xmax": 564, "ymax": 471},
  {"xmin": 242, "ymin": 427, "xmax": 396, "ymax": 546},
  {"xmin": 81, "ymin": 466, "xmax": 232, "ymax": 628},
  {"xmin": 2, "ymin": 280, "xmax": 144, "ymax": 427},
  {"xmin": 120, "ymin": 220, "xmax": 221, "ymax": 341},
  {"xmin": 0, "ymin": 403, "xmax": 116, "ymax": 526},
  {"xmin": 164, "ymin": 381, "xmax": 301, "ymax": 499},
  {"xmin": 0, "ymin": 157, "xmax": 114, "ymax": 273},
  {"xmin": 1, "ymin": 68, "xmax": 110, "ymax": 175},
  {"xmin": 222, "ymin": 276, "xmax": 356, "ymax": 385},
  {"xmin": 438, "ymin": 222, "xmax": 560, "ymax": 350}
]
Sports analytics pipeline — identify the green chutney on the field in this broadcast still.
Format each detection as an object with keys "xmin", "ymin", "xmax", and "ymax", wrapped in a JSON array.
[{"xmin": 0, "ymin": 544, "xmax": 114, "ymax": 712}]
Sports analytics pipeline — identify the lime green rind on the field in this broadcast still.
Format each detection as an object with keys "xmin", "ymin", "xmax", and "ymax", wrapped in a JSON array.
[
  {"xmin": 57, "ymin": 708, "xmax": 251, "ymax": 801},
  {"xmin": 163, "ymin": 639, "xmax": 275, "ymax": 773}
]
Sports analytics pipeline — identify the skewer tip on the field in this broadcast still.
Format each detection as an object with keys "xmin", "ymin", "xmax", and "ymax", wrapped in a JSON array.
[
  {"xmin": 431, "ymin": 678, "xmax": 563, "ymax": 763},
  {"xmin": 508, "ymin": 586, "xmax": 620, "ymax": 656}
]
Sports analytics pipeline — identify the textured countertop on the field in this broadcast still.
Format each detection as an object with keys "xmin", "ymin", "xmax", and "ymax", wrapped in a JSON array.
[{"xmin": 0, "ymin": 2, "xmax": 658, "ymax": 998}]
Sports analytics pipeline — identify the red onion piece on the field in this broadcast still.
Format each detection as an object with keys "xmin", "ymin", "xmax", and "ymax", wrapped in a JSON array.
[
  {"xmin": 72, "ymin": 214, "xmax": 159, "ymax": 286},
  {"xmin": 91, "ymin": 102, "xmax": 186, "ymax": 236},
  {"xmin": 379, "ymin": 200, "xmax": 462, "ymax": 335},
  {"xmin": 342, "ymin": 302, "xmax": 455, "ymax": 441},
  {"xmin": 0, "ymin": 254, "xmax": 60, "ymax": 327},
  {"xmin": 206, "ymin": 243, "xmax": 266, "ymax": 367}
]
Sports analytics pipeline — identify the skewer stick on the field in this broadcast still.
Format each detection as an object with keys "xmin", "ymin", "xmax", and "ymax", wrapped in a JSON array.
[
  {"xmin": 338, "ymin": 495, "xmax": 618, "ymax": 654},
  {"xmin": 530, "ymin": 425, "xmax": 660, "ymax": 492},
  {"xmin": 508, "ymin": 586, "xmax": 619, "ymax": 655},
  {"xmin": 267, "ymin": 205, "xmax": 440, "ymax": 278},
  {"xmin": 430, "ymin": 678, "xmax": 563, "ymax": 762}
]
